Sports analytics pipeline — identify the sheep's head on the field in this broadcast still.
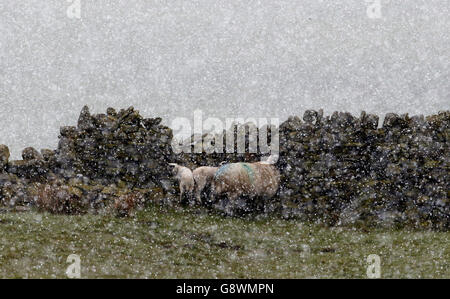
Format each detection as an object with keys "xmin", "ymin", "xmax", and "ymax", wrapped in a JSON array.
[
  {"xmin": 168, "ymin": 163, "xmax": 179, "ymax": 176},
  {"xmin": 260, "ymin": 154, "xmax": 279, "ymax": 164}
]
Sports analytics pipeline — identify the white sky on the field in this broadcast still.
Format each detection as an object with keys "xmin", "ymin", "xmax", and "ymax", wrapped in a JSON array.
[{"xmin": 1, "ymin": 0, "xmax": 449, "ymax": 158}]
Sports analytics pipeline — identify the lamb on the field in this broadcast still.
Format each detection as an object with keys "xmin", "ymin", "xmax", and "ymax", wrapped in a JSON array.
[
  {"xmin": 211, "ymin": 155, "xmax": 280, "ymax": 202},
  {"xmin": 192, "ymin": 166, "xmax": 219, "ymax": 204},
  {"xmin": 168, "ymin": 163, "xmax": 195, "ymax": 203}
]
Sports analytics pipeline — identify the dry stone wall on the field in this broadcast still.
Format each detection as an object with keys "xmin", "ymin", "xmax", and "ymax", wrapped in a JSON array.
[{"xmin": 0, "ymin": 106, "xmax": 448, "ymax": 229}]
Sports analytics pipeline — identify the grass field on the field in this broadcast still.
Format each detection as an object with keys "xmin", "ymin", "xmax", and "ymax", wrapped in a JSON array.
[{"xmin": 0, "ymin": 204, "xmax": 449, "ymax": 278}]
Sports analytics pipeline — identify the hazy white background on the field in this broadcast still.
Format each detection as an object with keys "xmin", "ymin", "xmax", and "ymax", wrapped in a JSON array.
[{"xmin": 0, "ymin": 0, "xmax": 449, "ymax": 158}]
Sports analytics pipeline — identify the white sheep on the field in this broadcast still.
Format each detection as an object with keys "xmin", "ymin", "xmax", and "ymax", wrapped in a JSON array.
[
  {"xmin": 192, "ymin": 166, "xmax": 219, "ymax": 204},
  {"xmin": 168, "ymin": 163, "xmax": 195, "ymax": 203},
  {"xmin": 211, "ymin": 154, "xmax": 280, "ymax": 202}
]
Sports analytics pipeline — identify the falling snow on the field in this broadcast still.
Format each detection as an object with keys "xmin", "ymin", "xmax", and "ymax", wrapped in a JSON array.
[{"xmin": 0, "ymin": 1, "xmax": 449, "ymax": 279}]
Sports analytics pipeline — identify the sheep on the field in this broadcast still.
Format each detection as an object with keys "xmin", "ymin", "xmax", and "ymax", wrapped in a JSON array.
[
  {"xmin": 192, "ymin": 166, "xmax": 219, "ymax": 204},
  {"xmin": 168, "ymin": 163, "xmax": 195, "ymax": 203},
  {"xmin": 211, "ymin": 155, "xmax": 280, "ymax": 203}
]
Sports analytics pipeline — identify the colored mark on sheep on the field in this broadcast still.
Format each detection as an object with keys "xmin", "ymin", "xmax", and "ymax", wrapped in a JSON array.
[
  {"xmin": 241, "ymin": 163, "xmax": 255, "ymax": 184},
  {"xmin": 214, "ymin": 163, "xmax": 254, "ymax": 184},
  {"xmin": 215, "ymin": 164, "xmax": 231, "ymax": 180}
]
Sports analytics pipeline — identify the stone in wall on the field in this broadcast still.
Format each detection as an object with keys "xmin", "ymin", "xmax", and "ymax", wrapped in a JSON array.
[{"xmin": 0, "ymin": 145, "xmax": 10, "ymax": 171}]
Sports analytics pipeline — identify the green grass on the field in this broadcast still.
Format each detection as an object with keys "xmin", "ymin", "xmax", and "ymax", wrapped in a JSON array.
[{"xmin": 0, "ymin": 205, "xmax": 449, "ymax": 278}]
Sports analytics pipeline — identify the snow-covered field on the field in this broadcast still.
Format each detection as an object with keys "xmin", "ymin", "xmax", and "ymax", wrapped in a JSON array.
[{"xmin": 1, "ymin": 205, "xmax": 448, "ymax": 278}]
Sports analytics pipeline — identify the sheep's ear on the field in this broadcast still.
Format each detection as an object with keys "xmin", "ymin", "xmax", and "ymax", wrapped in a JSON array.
[
  {"xmin": 269, "ymin": 154, "xmax": 280, "ymax": 164},
  {"xmin": 261, "ymin": 154, "xmax": 279, "ymax": 164},
  {"xmin": 168, "ymin": 163, "xmax": 177, "ymax": 167}
]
